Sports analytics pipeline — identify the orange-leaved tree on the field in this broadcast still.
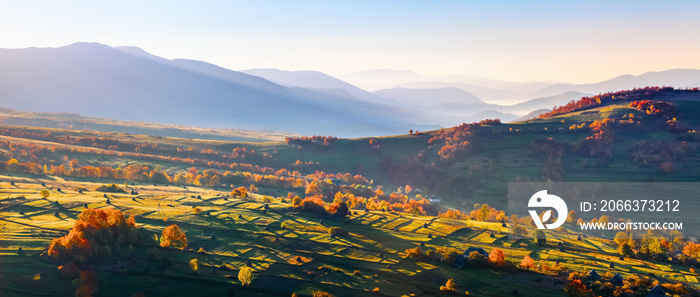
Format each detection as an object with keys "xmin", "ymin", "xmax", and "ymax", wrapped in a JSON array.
[
  {"xmin": 48, "ymin": 208, "xmax": 138, "ymax": 263},
  {"xmin": 489, "ymin": 248, "xmax": 506, "ymax": 266},
  {"xmin": 520, "ymin": 255, "xmax": 534, "ymax": 269},
  {"xmin": 160, "ymin": 224, "xmax": 188, "ymax": 249}
]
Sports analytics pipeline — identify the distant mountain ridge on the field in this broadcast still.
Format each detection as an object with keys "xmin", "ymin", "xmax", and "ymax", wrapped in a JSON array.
[
  {"xmin": 1, "ymin": 42, "xmax": 698, "ymax": 138},
  {"xmin": 0, "ymin": 43, "xmax": 436, "ymax": 137}
]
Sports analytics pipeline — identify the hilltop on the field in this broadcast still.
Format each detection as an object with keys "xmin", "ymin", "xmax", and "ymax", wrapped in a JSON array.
[{"xmin": 1, "ymin": 87, "xmax": 700, "ymax": 296}]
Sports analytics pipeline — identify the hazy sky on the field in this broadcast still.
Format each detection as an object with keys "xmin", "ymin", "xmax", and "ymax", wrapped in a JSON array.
[{"xmin": 2, "ymin": 0, "xmax": 700, "ymax": 83}]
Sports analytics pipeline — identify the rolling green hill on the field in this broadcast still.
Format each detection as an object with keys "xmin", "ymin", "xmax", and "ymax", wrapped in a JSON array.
[{"xmin": 1, "ymin": 87, "xmax": 700, "ymax": 297}]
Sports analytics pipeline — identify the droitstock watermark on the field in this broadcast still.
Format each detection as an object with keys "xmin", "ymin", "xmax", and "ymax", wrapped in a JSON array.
[{"xmin": 507, "ymin": 182, "xmax": 700, "ymax": 240}]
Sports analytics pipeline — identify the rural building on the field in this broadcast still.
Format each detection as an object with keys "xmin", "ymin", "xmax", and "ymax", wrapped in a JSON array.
[
  {"xmin": 646, "ymin": 284, "xmax": 666, "ymax": 297},
  {"xmin": 609, "ymin": 273, "xmax": 624, "ymax": 286},
  {"xmin": 463, "ymin": 247, "xmax": 489, "ymax": 257}
]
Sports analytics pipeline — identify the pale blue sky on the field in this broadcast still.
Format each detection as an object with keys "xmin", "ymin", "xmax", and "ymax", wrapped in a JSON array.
[{"xmin": 2, "ymin": 0, "xmax": 699, "ymax": 83}]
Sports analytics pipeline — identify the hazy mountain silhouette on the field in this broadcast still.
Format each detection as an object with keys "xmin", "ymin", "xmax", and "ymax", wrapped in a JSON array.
[
  {"xmin": 0, "ymin": 43, "xmax": 435, "ymax": 137},
  {"xmin": 373, "ymin": 87, "xmax": 486, "ymax": 106},
  {"xmin": 526, "ymin": 69, "xmax": 700, "ymax": 98},
  {"xmin": 240, "ymin": 68, "xmax": 402, "ymax": 105}
]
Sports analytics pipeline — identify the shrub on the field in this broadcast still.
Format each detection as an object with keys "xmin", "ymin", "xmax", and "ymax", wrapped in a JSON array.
[
  {"xmin": 353, "ymin": 270, "xmax": 362, "ymax": 276},
  {"xmin": 301, "ymin": 200, "xmax": 327, "ymax": 215},
  {"xmin": 94, "ymin": 184, "xmax": 126, "ymax": 193},
  {"xmin": 193, "ymin": 207, "xmax": 202, "ymax": 215},
  {"xmin": 312, "ymin": 291, "xmax": 334, "ymax": 297},
  {"xmin": 404, "ymin": 247, "xmax": 424, "ymax": 259},
  {"xmin": 238, "ymin": 267, "xmax": 254, "ymax": 286},
  {"xmin": 372, "ymin": 287, "xmax": 380, "ymax": 294},
  {"xmin": 147, "ymin": 247, "xmax": 161, "ymax": 261},
  {"xmin": 75, "ymin": 270, "xmax": 97, "ymax": 297},
  {"xmin": 40, "ymin": 189, "xmax": 50, "ymax": 199},
  {"xmin": 58, "ymin": 262, "xmax": 79, "ymax": 280},
  {"xmin": 329, "ymin": 227, "xmax": 348, "ymax": 237},
  {"xmin": 189, "ymin": 258, "xmax": 199, "ymax": 274},
  {"xmin": 564, "ymin": 279, "xmax": 593, "ymax": 297},
  {"xmin": 435, "ymin": 247, "xmax": 461, "ymax": 263},
  {"xmin": 468, "ymin": 251, "xmax": 488, "ymax": 266},
  {"xmin": 440, "ymin": 279, "xmax": 456, "ymax": 291}
]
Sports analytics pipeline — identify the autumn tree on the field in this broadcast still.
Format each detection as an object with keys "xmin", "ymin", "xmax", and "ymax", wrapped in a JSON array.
[
  {"xmin": 160, "ymin": 224, "xmax": 187, "ymax": 249},
  {"xmin": 404, "ymin": 247, "xmax": 424, "ymax": 259},
  {"xmin": 75, "ymin": 270, "xmax": 98, "ymax": 297},
  {"xmin": 238, "ymin": 267, "xmax": 254, "ymax": 286},
  {"xmin": 48, "ymin": 208, "xmax": 138, "ymax": 263},
  {"xmin": 614, "ymin": 232, "xmax": 629, "ymax": 246},
  {"xmin": 189, "ymin": 258, "xmax": 199, "ymax": 274},
  {"xmin": 682, "ymin": 242, "xmax": 700, "ymax": 260},
  {"xmin": 440, "ymin": 279, "xmax": 457, "ymax": 292},
  {"xmin": 565, "ymin": 210, "xmax": 578, "ymax": 224},
  {"xmin": 489, "ymin": 248, "xmax": 506, "ymax": 266},
  {"xmin": 520, "ymin": 255, "xmax": 534, "ymax": 269},
  {"xmin": 564, "ymin": 279, "xmax": 593, "ymax": 297},
  {"xmin": 618, "ymin": 242, "xmax": 634, "ymax": 257},
  {"xmin": 40, "ymin": 189, "xmax": 50, "ymax": 199}
]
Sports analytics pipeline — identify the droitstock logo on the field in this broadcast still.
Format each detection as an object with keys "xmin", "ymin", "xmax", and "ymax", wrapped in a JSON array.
[{"xmin": 528, "ymin": 190, "xmax": 568, "ymax": 230}]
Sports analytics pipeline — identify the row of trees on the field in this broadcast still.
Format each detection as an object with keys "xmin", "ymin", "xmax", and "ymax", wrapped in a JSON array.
[{"xmin": 539, "ymin": 86, "xmax": 686, "ymax": 118}]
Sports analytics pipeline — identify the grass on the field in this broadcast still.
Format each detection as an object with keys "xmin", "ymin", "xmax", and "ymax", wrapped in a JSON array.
[{"xmin": 1, "ymin": 176, "xmax": 698, "ymax": 296}]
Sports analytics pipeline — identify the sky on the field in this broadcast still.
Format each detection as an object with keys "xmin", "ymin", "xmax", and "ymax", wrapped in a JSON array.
[{"xmin": 1, "ymin": 0, "xmax": 700, "ymax": 83}]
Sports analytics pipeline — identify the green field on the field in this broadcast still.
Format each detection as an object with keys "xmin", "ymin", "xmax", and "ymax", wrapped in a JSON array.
[{"xmin": 2, "ymin": 91, "xmax": 700, "ymax": 296}]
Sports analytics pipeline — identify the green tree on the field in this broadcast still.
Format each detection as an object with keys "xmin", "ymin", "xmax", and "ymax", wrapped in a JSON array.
[
  {"xmin": 534, "ymin": 230, "xmax": 547, "ymax": 245},
  {"xmin": 618, "ymin": 242, "xmax": 634, "ymax": 257}
]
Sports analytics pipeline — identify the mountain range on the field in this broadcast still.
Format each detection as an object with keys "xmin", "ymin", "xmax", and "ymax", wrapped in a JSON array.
[{"xmin": 1, "ymin": 42, "xmax": 699, "ymax": 137}]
